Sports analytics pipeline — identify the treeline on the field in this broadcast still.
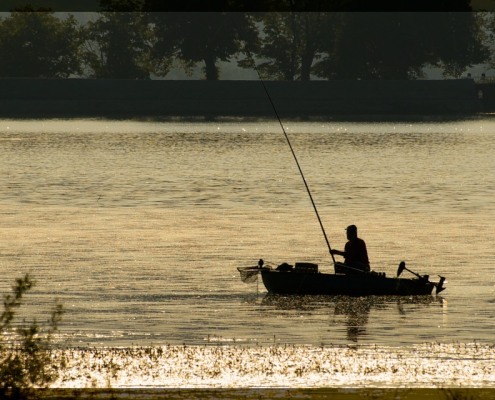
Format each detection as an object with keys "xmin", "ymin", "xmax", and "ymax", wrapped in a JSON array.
[{"xmin": 0, "ymin": 2, "xmax": 493, "ymax": 80}]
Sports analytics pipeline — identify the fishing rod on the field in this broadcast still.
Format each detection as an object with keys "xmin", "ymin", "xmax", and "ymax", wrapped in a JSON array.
[{"xmin": 248, "ymin": 54, "xmax": 336, "ymax": 264}]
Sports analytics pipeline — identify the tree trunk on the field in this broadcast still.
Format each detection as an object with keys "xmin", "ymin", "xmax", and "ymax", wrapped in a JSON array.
[
  {"xmin": 300, "ymin": 52, "xmax": 313, "ymax": 81},
  {"xmin": 203, "ymin": 54, "xmax": 219, "ymax": 80}
]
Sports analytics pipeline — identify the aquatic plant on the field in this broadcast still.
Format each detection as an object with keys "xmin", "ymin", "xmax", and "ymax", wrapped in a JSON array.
[
  {"xmin": 48, "ymin": 341, "xmax": 495, "ymax": 389},
  {"xmin": 0, "ymin": 274, "xmax": 63, "ymax": 399}
]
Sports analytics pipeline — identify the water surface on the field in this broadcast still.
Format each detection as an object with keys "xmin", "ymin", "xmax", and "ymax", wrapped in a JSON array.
[{"xmin": 0, "ymin": 118, "xmax": 494, "ymax": 348}]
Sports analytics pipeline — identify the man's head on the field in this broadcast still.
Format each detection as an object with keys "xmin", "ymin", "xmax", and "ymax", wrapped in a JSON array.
[{"xmin": 346, "ymin": 224, "xmax": 358, "ymax": 240}]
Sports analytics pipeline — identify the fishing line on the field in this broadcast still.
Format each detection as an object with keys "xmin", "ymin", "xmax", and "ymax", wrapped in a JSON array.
[{"xmin": 247, "ymin": 52, "xmax": 336, "ymax": 264}]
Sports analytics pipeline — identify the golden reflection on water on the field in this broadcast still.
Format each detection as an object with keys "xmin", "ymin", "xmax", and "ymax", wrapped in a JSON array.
[
  {"xmin": 50, "ymin": 342, "xmax": 495, "ymax": 388},
  {"xmin": 0, "ymin": 118, "xmax": 494, "ymax": 348}
]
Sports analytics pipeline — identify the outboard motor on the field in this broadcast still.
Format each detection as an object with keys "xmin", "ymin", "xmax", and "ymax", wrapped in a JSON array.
[{"xmin": 436, "ymin": 276, "xmax": 446, "ymax": 294}]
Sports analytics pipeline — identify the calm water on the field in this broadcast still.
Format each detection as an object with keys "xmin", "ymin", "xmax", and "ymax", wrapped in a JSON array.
[{"xmin": 1, "ymin": 118, "xmax": 494, "ymax": 349}]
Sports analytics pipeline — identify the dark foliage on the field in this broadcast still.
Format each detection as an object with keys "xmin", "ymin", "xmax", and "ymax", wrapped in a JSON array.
[{"xmin": 0, "ymin": 275, "xmax": 64, "ymax": 400}]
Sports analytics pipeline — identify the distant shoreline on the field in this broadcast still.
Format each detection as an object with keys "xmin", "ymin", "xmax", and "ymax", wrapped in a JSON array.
[
  {"xmin": 0, "ymin": 78, "xmax": 487, "ymax": 120},
  {"xmin": 0, "ymin": 114, "xmax": 487, "ymax": 122}
]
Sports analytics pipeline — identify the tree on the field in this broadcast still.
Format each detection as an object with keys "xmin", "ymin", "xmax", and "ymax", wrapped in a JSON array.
[
  {"xmin": 479, "ymin": 12, "xmax": 495, "ymax": 74},
  {"xmin": 0, "ymin": 10, "xmax": 82, "ymax": 78},
  {"xmin": 314, "ymin": 12, "xmax": 489, "ymax": 80},
  {"xmin": 147, "ymin": 12, "xmax": 258, "ymax": 80},
  {"xmin": 432, "ymin": 12, "xmax": 490, "ymax": 78},
  {"xmin": 82, "ymin": 12, "xmax": 152, "ymax": 79},
  {"xmin": 246, "ymin": 12, "xmax": 337, "ymax": 80},
  {"xmin": 0, "ymin": 275, "xmax": 63, "ymax": 399},
  {"xmin": 314, "ymin": 13, "xmax": 424, "ymax": 79}
]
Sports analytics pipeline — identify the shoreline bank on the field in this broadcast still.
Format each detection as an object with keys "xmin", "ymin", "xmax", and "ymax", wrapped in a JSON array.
[
  {"xmin": 31, "ymin": 388, "xmax": 495, "ymax": 400},
  {"xmin": 0, "ymin": 79, "xmax": 484, "ymax": 119}
]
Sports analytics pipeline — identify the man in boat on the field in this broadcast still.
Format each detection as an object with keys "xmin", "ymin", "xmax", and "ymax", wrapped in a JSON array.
[{"xmin": 331, "ymin": 225, "xmax": 370, "ymax": 272}]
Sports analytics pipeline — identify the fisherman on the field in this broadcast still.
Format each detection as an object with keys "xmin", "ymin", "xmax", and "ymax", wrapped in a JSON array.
[{"xmin": 331, "ymin": 225, "xmax": 370, "ymax": 272}]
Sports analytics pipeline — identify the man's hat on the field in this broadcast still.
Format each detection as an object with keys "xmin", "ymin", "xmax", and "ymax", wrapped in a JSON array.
[{"xmin": 346, "ymin": 225, "xmax": 357, "ymax": 232}]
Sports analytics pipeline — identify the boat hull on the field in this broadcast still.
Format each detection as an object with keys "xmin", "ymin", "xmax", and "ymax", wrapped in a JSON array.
[{"xmin": 260, "ymin": 269, "xmax": 435, "ymax": 296}]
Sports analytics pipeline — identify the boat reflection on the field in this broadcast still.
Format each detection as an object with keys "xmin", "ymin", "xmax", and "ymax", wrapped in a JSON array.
[
  {"xmin": 260, "ymin": 294, "xmax": 445, "ymax": 342},
  {"xmin": 334, "ymin": 296, "xmax": 373, "ymax": 342}
]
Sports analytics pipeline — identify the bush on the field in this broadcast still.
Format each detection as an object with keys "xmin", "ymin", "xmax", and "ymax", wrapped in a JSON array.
[{"xmin": 0, "ymin": 274, "xmax": 63, "ymax": 399}]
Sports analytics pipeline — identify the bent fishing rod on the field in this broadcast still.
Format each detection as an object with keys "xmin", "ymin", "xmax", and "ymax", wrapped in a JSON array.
[{"xmin": 248, "ymin": 54, "xmax": 336, "ymax": 264}]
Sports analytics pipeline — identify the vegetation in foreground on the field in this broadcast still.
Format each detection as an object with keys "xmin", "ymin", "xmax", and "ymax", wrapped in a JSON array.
[{"xmin": 0, "ymin": 274, "xmax": 63, "ymax": 400}]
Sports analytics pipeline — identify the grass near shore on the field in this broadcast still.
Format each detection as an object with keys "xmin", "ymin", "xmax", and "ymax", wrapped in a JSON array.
[{"xmin": 31, "ymin": 388, "xmax": 495, "ymax": 400}]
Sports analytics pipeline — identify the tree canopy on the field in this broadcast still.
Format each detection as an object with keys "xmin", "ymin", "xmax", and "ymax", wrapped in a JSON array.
[
  {"xmin": 0, "ymin": 10, "xmax": 81, "ymax": 78},
  {"xmin": 0, "ymin": 9, "xmax": 491, "ymax": 80},
  {"xmin": 82, "ymin": 12, "xmax": 151, "ymax": 79},
  {"xmin": 312, "ymin": 12, "xmax": 489, "ymax": 80},
  {"xmin": 248, "ymin": 12, "xmax": 338, "ymax": 80},
  {"xmin": 148, "ymin": 12, "xmax": 258, "ymax": 80}
]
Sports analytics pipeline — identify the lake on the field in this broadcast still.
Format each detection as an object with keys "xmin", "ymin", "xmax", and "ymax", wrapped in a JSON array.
[{"xmin": 0, "ymin": 117, "xmax": 494, "ymax": 388}]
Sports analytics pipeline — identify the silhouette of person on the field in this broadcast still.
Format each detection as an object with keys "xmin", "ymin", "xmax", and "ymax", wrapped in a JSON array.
[{"xmin": 331, "ymin": 225, "xmax": 370, "ymax": 272}]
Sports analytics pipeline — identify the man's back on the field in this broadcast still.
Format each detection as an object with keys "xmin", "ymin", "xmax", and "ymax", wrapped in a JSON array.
[{"xmin": 344, "ymin": 237, "xmax": 369, "ymax": 267}]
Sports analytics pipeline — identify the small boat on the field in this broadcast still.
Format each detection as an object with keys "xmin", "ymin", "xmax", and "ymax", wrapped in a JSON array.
[
  {"xmin": 238, "ymin": 260, "xmax": 446, "ymax": 296},
  {"xmin": 238, "ymin": 70, "xmax": 447, "ymax": 298}
]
